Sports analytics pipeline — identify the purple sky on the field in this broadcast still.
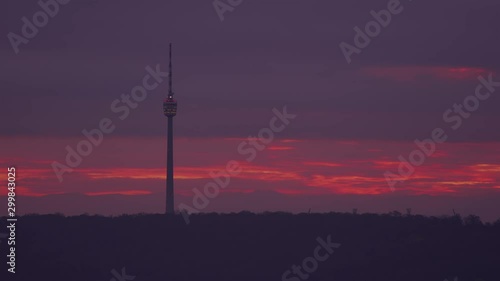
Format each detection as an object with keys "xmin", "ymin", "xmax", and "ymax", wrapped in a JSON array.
[{"xmin": 1, "ymin": 0, "xmax": 500, "ymax": 221}]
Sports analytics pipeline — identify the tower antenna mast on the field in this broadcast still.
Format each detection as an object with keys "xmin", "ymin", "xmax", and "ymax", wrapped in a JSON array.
[{"xmin": 169, "ymin": 43, "xmax": 173, "ymax": 97}]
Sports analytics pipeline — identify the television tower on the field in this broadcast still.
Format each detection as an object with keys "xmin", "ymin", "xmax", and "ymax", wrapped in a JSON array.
[{"xmin": 163, "ymin": 43, "xmax": 177, "ymax": 214}]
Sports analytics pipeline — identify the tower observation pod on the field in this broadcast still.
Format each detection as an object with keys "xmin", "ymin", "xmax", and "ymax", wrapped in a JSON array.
[
  {"xmin": 164, "ymin": 43, "xmax": 177, "ymax": 214},
  {"xmin": 163, "ymin": 97, "xmax": 177, "ymax": 116}
]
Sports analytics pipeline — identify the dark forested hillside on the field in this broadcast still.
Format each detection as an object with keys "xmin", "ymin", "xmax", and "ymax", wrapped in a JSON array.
[{"xmin": 2, "ymin": 212, "xmax": 499, "ymax": 281}]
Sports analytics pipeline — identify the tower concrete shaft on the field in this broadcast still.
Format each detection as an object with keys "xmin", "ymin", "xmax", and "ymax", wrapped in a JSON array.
[{"xmin": 166, "ymin": 116, "xmax": 174, "ymax": 214}]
